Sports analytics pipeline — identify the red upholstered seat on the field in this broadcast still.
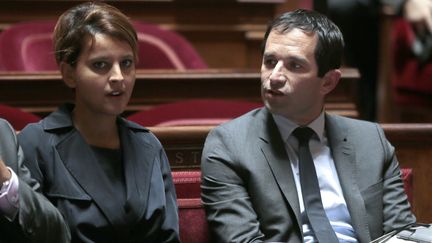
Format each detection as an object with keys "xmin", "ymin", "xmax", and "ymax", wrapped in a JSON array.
[
  {"xmin": 0, "ymin": 21, "xmax": 57, "ymax": 71},
  {"xmin": 177, "ymin": 198, "xmax": 209, "ymax": 243},
  {"xmin": 0, "ymin": 104, "xmax": 40, "ymax": 130},
  {"xmin": 172, "ymin": 170, "xmax": 202, "ymax": 199},
  {"xmin": 400, "ymin": 168, "xmax": 413, "ymax": 207},
  {"xmin": 172, "ymin": 170, "xmax": 209, "ymax": 243},
  {"xmin": 128, "ymin": 99, "xmax": 263, "ymax": 127},
  {"xmin": 133, "ymin": 22, "xmax": 207, "ymax": 70},
  {"xmin": 0, "ymin": 20, "xmax": 206, "ymax": 71}
]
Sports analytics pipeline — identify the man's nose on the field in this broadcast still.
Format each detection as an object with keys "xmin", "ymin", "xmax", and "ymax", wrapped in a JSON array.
[{"xmin": 269, "ymin": 61, "xmax": 286, "ymax": 87}]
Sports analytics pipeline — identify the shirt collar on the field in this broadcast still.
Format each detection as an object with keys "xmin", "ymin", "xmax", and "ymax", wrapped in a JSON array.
[{"xmin": 272, "ymin": 111, "xmax": 325, "ymax": 142}]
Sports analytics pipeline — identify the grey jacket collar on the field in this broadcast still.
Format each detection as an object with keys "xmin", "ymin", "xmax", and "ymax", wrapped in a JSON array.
[{"xmin": 41, "ymin": 103, "xmax": 148, "ymax": 133}]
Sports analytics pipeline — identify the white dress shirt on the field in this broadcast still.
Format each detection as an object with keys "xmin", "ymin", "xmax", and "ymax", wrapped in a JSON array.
[
  {"xmin": 273, "ymin": 111, "xmax": 358, "ymax": 243},
  {"xmin": 0, "ymin": 167, "xmax": 20, "ymax": 221}
]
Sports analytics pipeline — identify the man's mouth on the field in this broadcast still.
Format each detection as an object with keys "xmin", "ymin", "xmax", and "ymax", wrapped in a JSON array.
[{"xmin": 266, "ymin": 89, "xmax": 284, "ymax": 96}]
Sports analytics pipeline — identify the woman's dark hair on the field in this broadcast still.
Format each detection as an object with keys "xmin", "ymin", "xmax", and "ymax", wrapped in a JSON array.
[{"xmin": 53, "ymin": 1, "xmax": 138, "ymax": 66}]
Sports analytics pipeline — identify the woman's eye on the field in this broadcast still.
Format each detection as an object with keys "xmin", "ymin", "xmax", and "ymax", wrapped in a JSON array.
[
  {"xmin": 121, "ymin": 59, "xmax": 133, "ymax": 68},
  {"xmin": 93, "ymin": 61, "xmax": 108, "ymax": 69}
]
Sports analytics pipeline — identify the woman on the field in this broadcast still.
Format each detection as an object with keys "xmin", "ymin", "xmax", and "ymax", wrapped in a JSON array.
[{"xmin": 18, "ymin": 2, "xmax": 179, "ymax": 242}]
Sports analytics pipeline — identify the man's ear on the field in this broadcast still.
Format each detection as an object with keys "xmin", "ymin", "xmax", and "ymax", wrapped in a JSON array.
[
  {"xmin": 60, "ymin": 62, "xmax": 76, "ymax": 88},
  {"xmin": 320, "ymin": 69, "xmax": 341, "ymax": 95}
]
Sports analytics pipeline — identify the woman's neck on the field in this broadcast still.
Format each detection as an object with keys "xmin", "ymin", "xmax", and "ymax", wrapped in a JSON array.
[{"xmin": 72, "ymin": 106, "xmax": 120, "ymax": 149}]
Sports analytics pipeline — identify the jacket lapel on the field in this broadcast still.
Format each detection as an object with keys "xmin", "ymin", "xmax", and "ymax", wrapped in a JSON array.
[
  {"xmin": 56, "ymin": 130, "xmax": 128, "ymax": 227},
  {"xmin": 258, "ymin": 109, "xmax": 302, "ymax": 228},
  {"xmin": 118, "ymin": 119, "xmax": 154, "ymax": 224},
  {"xmin": 42, "ymin": 103, "xmax": 142, "ymax": 229},
  {"xmin": 325, "ymin": 114, "xmax": 371, "ymax": 243}
]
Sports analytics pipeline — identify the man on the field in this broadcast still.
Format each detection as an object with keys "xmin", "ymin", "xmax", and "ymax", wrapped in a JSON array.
[
  {"xmin": 201, "ymin": 9, "xmax": 415, "ymax": 243},
  {"xmin": 0, "ymin": 118, "xmax": 70, "ymax": 242}
]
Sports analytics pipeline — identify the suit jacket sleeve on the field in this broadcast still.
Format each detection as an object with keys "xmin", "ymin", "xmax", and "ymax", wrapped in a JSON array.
[
  {"xmin": 201, "ymin": 126, "xmax": 265, "ymax": 243},
  {"xmin": 0, "ymin": 119, "xmax": 71, "ymax": 243},
  {"xmin": 377, "ymin": 125, "xmax": 416, "ymax": 232}
]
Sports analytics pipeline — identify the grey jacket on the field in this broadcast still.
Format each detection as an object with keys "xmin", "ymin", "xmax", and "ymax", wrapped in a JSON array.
[
  {"xmin": 201, "ymin": 108, "xmax": 415, "ymax": 242},
  {"xmin": 18, "ymin": 104, "xmax": 180, "ymax": 243},
  {"xmin": 0, "ymin": 118, "xmax": 70, "ymax": 243}
]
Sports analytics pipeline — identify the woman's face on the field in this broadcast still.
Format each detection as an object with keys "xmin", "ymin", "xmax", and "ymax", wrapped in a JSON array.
[{"xmin": 64, "ymin": 33, "xmax": 136, "ymax": 118}]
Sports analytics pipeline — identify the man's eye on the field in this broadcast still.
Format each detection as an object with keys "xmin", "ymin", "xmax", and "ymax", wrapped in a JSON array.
[
  {"xmin": 264, "ymin": 58, "xmax": 277, "ymax": 67},
  {"xmin": 289, "ymin": 62, "xmax": 302, "ymax": 70},
  {"xmin": 93, "ymin": 61, "xmax": 108, "ymax": 69}
]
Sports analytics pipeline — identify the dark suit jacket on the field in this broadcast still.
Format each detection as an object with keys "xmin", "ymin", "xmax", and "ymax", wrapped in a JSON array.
[
  {"xmin": 18, "ymin": 104, "xmax": 180, "ymax": 243},
  {"xmin": 0, "ymin": 118, "xmax": 70, "ymax": 243},
  {"xmin": 201, "ymin": 108, "xmax": 415, "ymax": 243}
]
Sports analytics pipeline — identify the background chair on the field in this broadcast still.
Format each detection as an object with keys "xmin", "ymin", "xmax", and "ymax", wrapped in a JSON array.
[
  {"xmin": 127, "ymin": 99, "xmax": 263, "ymax": 127},
  {"xmin": 0, "ymin": 20, "xmax": 57, "ymax": 71},
  {"xmin": 0, "ymin": 104, "xmax": 40, "ymax": 130},
  {"xmin": 133, "ymin": 21, "xmax": 207, "ymax": 70},
  {"xmin": 0, "ymin": 20, "xmax": 207, "ymax": 71}
]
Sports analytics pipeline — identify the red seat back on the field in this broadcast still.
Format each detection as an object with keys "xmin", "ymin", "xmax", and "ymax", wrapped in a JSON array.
[
  {"xmin": 0, "ymin": 21, "xmax": 57, "ymax": 71},
  {"xmin": 134, "ymin": 22, "xmax": 207, "ymax": 70},
  {"xmin": 0, "ymin": 20, "xmax": 207, "ymax": 71},
  {"xmin": 128, "ymin": 99, "xmax": 262, "ymax": 127},
  {"xmin": 0, "ymin": 104, "xmax": 40, "ymax": 130}
]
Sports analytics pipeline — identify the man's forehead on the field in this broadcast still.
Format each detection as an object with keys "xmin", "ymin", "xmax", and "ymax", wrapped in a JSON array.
[
  {"xmin": 270, "ymin": 27, "xmax": 316, "ymax": 38},
  {"xmin": 266, "ymin": 28, "xmax": 318, "ymax": 49}
]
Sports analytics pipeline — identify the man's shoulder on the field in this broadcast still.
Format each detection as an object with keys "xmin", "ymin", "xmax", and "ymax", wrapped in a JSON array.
[
  {"xmin": 327, "ymin": 113, "xmax": 379, "ymax": 129},
  {"xmin": 214, "ymin": 107, "xmax": 264, "ymax": 131},
  {"xmin": 0, "ymin": 118, "xmax": 13, "ymax": 132},
  {"xmin": 326, "ymin": 114, "xmax": 384, "ymax": 139}
]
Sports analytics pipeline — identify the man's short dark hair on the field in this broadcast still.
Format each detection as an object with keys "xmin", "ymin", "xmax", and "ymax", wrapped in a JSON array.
[{"xmin": 262, "ymin": 9, "xmax": 344, "ymax": 77}]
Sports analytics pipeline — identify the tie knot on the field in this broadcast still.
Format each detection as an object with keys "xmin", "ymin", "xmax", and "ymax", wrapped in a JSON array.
[{"xmin": 292, "ymin": 126, "xmax": 314, "ymax": 144}]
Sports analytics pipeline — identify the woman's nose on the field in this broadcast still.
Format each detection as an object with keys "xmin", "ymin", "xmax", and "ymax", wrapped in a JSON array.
[{"xmin": 109, "ymin": 63, "xmax": 124, "ymax": 83}]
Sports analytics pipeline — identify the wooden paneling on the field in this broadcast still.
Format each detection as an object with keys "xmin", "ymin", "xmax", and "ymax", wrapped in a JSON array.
[
  {"xmin": 0, "ymin": 68, "xmax": 359, "ymax": 117},
  {"xmin": 383, "ymin": 123, "xmax": 432, "ymax": 223}
]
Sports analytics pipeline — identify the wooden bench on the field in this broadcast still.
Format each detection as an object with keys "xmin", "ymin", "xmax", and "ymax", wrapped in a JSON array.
[
  {"xmin": 151, "ymin": 123, "xmax": 432, "ymax": 223},
  {"xmin": 0, "ymin": 68, "xmax": 360, "ymax": 118}
]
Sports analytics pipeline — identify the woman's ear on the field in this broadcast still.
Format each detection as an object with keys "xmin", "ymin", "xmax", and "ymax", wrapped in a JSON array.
[
  {"xmin": 320, "ymin": 69, "xmax": 341, "ymax": 95},
  {"xmin": 60, "ymin": 62, "xmax": 76, "ymax": 88}
]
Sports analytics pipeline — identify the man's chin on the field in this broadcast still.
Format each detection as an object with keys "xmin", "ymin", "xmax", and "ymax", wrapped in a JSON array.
[{"xmin": 263, "ymin": 101, "xmax": 286, "ymax": 115}]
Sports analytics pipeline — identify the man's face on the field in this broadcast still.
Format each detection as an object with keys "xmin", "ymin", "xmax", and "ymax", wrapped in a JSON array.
[{"xmin": 260, "ymin": 29, "xmax": 328, "ymax": 125}]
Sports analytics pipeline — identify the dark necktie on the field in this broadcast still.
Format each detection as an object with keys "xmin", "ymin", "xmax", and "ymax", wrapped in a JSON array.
[{"xmin": 293, "ymin": 127, "xmax": 339, "ymax": 243}]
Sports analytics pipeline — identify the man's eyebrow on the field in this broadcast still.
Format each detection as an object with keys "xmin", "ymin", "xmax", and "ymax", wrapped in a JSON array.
[
  {"xmin": 262, "ymin": 53, "xmax": 275, "ymax": 59},
  {"xmin": 288, "ymin": 55, "xmax": 308, "ymax": 65}
]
